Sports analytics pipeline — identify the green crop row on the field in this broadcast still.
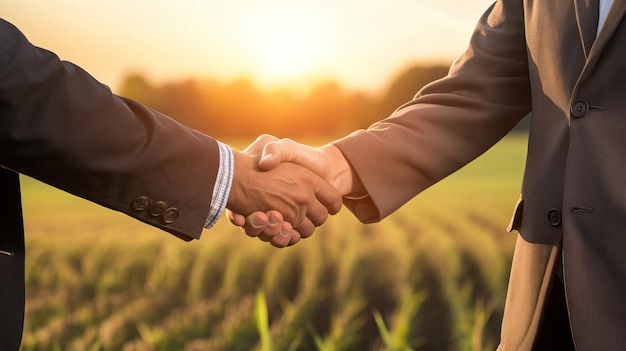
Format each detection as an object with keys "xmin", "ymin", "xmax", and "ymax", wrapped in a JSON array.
[{"xmin": 19, "ymin": 135, "xmax": 527, "ymax": 351}]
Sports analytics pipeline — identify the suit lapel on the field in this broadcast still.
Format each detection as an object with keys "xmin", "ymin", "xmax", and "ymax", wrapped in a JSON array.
[
  {"xmin": 588, "ymin": 1, "xmax": 626, "ymax": 60},
  {"xmin": 574, "ymin": 0, "xmax": 599, "ymax": 59}
]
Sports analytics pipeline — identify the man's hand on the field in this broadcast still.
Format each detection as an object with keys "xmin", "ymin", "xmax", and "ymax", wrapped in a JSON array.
[
  {"xmin": 228, "ymin": 138, "xmax": 365, "ymax": 244},
  {"xmin": 226, "ymin": 136, "xmax": 343, "ymax": 248},
  {"xmin": 258, "ymin": 139, "xmax": 356, "ymax": 195}
]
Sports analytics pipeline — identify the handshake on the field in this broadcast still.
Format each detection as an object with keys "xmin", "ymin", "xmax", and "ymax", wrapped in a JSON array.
[{"xmin": 225, "ymin": 135, "xmax": 365, "ymax": 248}]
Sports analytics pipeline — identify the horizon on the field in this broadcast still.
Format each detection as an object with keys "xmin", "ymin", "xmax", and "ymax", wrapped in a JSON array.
[{"xmin": 2, "ymin": 0, "xmax": 494, "ymax": 94}]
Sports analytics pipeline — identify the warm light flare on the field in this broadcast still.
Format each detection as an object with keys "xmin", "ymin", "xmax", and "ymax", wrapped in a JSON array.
[
  {"xmin": 252, "ymin": 25, "xmax": 318, "ymax": 81},
  {"xmin": 3, "ymin": 0, "xmax": 495, "ymax": 93},
  {"xmin": 236, "ymin": 7, "xmax": 337, "ymax": 87}
]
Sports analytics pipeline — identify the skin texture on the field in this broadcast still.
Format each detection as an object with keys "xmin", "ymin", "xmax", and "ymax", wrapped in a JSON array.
[
  {"xmin": 226, "ymin": 135, "xmax": 343, "ymax": 247},
  {"xmin": 228, "ymin": 137, "xmax": 364, "ymax": 243}
]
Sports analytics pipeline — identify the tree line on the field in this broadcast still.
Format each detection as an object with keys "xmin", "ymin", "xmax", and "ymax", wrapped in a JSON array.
[{"xmin": 118, "ymin": 64, "xmax": 528, "ymax": 142}]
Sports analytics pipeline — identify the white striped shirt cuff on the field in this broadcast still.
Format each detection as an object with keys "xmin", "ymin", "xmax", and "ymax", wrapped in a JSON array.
[{"xmin": 204, "ymin": 141, "xmax": 234, "ymax": 229}]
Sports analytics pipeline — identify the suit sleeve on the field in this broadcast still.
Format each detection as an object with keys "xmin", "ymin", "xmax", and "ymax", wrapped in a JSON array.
[
  {"xmin": 0, "ymin": 19, "xmax": 219, "ymax": 241},
  {"xmin": 333, "ymin": 0, "xmax": 531, "ymax": 223}
]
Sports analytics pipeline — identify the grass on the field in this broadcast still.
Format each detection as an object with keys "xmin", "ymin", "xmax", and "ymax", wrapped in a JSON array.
[{"xmin": 19, "ymin": 134, "xmax": 527, "ymax": 351}]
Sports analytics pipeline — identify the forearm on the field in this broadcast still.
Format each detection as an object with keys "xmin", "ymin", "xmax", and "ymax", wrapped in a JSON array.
[
  {"xmin": 332, "ymin": 1, "xmax": 530, "ymax": 223},
  {"xmin": 0, "ymin": 19, "xmax": 220, "ymax": 240}
]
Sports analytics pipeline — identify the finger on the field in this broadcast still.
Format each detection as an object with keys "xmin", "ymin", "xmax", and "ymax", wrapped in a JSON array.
[
  {"xmin": 314, "ymin": 176, "xmax": 343, "ymax": 215},
  {"xmin": 267, "ymin": 213, "xmax": 301, "ymax": 246},
  {"xmin": 240, "ymin": 212, "xmax": 269, "ymax": 238},
  {"xmin": 306, "ymin": 203, "xmax": 330, "ymax": 227},
  {"xmin": 300, "ymin": 173, "xmax": 342, "ymax": 226},
  {"xmin": 277, "ymin": 221, "xmax": 302, "ymax": 246},
  {"xmin": 270, "ymin": 224, "xmax": 295, "ymax": 248},
  {"xmin": 258, "ymin": 235, "xmax": 272, "ymax": 243},
  {"xmin": 257, "ymin": 212, "xmax": 283, "ymax": 242},
  {"xmin": 242, "ymin": 134, "xmax": 279, "ymax": 154},
  {"xmin": 259, "ymin": 139, "xmax": 323, "ymax": 172},
  {"xmin": 294, "ymin": 218, "xmax": 316, "ymax": 238},
  {"xmin": 288, "ymin": 228, "xmax": 302, "ymax": 246},
  {"xmin": 266, "ymin": 210, "xmax": 284, "ymax": 225},
  {"xmin": 226, "ymin": 209, "xmax": 247, "ymax": 227}
]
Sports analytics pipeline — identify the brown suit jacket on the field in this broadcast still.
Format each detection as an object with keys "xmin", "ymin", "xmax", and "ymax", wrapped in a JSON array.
[
  {"xmin": 0, "ymin": 19, "xmax": 220, "ymax": 350},
  {"xmin": 334, "ymin": 1, "xmax": 626, "ymax": 349}
]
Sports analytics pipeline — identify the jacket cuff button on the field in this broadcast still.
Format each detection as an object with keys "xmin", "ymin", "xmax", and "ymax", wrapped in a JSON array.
[
  {"xmin": 132, "ymin": 196, "xmax": 151, "ymax": 211},
  {"xmin": 149, "ymin": 201, "xmax": 167, "ymax": 216},
  {"xmin": 162, "ymin": 208, "xmax": 180, "ymax": 224}
]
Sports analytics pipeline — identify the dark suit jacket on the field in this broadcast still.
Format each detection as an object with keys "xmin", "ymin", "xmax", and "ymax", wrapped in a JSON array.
[
  {"xmin": 334, "ymin": 1, "xmax": 626, "ymax": 349},
  {"xmin": 0, "ymin": 19, "xmax": 220, "ymax": 350}
]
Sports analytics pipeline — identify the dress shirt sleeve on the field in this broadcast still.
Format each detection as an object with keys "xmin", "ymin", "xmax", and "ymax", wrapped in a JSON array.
[{"xmin": 204, "ymin": 142, "xmax": 234, "ymax": 228}]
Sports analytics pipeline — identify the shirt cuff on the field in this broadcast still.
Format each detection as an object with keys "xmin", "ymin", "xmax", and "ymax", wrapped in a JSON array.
[{"xmin": 204, "ymin": 141, "xmax": 234, "ymax": 229}]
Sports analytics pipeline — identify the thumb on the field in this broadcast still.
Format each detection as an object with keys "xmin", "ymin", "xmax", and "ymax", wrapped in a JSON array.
[
  {"xmin": 259, "ymin": 139, "xmax": 326, "ymax": 176},
  {"xmin": 242, "ymin": 134, "xmax": 279, "ymax": 154},
  {"xmin": 257, "ymin": 141, "xmax": 283, "ymax": 170}
]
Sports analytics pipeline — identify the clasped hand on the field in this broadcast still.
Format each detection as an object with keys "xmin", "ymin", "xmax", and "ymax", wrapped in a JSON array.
[{"xmin": 226, "ymin": 135, "xmax": 359, "ymax": 248}]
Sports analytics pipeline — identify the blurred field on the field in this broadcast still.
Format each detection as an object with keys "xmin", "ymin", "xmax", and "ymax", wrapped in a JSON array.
[{"xmin": 20, "ymin": 134, "xmax": 527, "ymax": 351}]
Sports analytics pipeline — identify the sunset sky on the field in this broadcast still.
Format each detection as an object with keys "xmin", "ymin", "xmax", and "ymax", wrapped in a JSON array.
[{"xmin": 3, "ymin": 0, "xmax": 494, "ymax": 93}]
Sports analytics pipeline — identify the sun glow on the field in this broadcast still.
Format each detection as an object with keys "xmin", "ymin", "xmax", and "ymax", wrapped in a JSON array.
[
  {"xmin": 238, "ymin": 7, "xmax": 336, "ymax": 87},
  {"xmin": 254, "ymin": 26, "xmax": 317, "ymax": 80},
  {"xmin": 4, "ymin": 0, "xmax": 495, "ymax": 95}
]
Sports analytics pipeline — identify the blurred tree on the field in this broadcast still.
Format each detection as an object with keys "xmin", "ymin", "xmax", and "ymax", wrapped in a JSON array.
[
  {"xmin": 339, "ymin": 91, "xmax": 379, "ymax": 136},
  {"xmin": 115, "ymin": 63, "xmax": 499, "ymax": 141},
  {"xmin": 118, "ymin": 73, "xmax": 158, "ymax": 108},
  {"xmin": 299, "ymin": 81, "xmax": 348, "ymax": 139},
  {"xmin": 377, "ymin": 64, "xmax": 450, "ymax": 118},
  {"xmin": 118, "ymin": 74, "xmax": 211, "ymax": 134}
]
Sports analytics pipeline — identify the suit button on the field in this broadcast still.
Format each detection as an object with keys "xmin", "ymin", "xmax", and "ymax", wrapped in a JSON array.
[
  {"xmin": 547, "ymin": 208, "xmax": 562, "ymax": 227},
  {"xmin": 132, "ymin": 196, "xmax": 151, "ymax": 211},
  {"xmin": 571, "ymin": 100, "xmax": 589, "ymax": 118},
  {"xmin": 162, "ymin": 208, "xmax": 180, "ymax": 224},
  {"xmin": 149, "ymin": 201, "xmax": 167, "ymax": 216}
]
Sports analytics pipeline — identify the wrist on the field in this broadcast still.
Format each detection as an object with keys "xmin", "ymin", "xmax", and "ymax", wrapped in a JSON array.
[
  {"xmin": 322, "ymin": 144, "xmax": 364, "ymax": 197},
  {"xmin": 226, "ymin": 150, "xmax": 252, "ymax": 213}
]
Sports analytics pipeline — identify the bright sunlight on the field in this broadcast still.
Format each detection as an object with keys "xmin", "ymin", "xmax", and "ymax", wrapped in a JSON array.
[
  {"xmin": 237, "ymin": 5, "xmax": 337, "ymax": 87},
  {"xmin": 252, "ymin": 24, "xmax": 317, "ymax": 81},
  {"xmin": 3, "ymin": 0, "xmax": 495, "ymax": 92}
]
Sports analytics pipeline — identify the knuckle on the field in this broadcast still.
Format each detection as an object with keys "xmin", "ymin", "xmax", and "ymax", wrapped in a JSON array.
[
  {"xmin": 258, "ymin": 134, "xmax": 274, "ymax": 142},
  {"xmin": 330, "ymin": 198, "xmax": 343, "ymax": 214},
  {"xmin": 300, "ymin": 228, "xmax": 314, "ymax": 238},
  {"xmin": 313, "ymin": 211, "xmax": 329, "ymax": 226},
  {"xmin": 270, "ymin": 240, "xmax": 285, "ymax": 248}
]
